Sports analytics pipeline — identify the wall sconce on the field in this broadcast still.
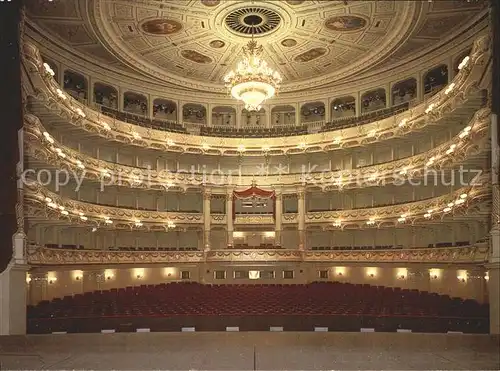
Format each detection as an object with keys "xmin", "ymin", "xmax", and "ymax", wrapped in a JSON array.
[
  {"xmin": 366, "ymin": 268, "xmax": 377, "ymax": 278},
  {"xmin": 335, "ymin": 267, "xmax": 346, "ymax": 277},
  {"xmin": 104, "ymin": 269, "xmax": 115, "ymax": 281},
  {"xmin": 397, "ymin": 268, "xmax": 407, "ymax": 280},
  {"xmin": 72, "ymin": 270, "xmax": 83, "ymax": 281},
  {"xmin": 26, "ymin": 274, "xmax": 32, "ymax": 284},
  {"xmin": 133, "ymin": 268, "xmax": 145, "ymax": 280},
  {"xmin": 47, "ymin": 272, "xmax": 57, "ymax": 284},
  {"xmin": 457, "ymin": 270, "xmax": 468, "ymax": 283},
  {"xmin": 429, "ymin": 269, "xmax": 441, "ymax": 280}
]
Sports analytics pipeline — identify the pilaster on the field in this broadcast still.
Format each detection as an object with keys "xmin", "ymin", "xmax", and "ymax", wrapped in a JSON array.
[
  {"xmin": 488, "ymin": 113, "xmax": 500, "ymax": 334},
  {"xmin": 0, "ymin": 262, "xmax": 29, "ymax": 335},
  {"xmin": 226, "ymin": 190, "xmax": 234, "ymax": 247},
  {"xmin": 275, "ymin": 191, "xmax": 282, "ymax": 246},
  {"xmin": 297, "ymin": 188, "xmax": 306, "ymax": 250},
  {"xmin": 203, "ymin": 188, "xmax": 211, "ymax": 250}
]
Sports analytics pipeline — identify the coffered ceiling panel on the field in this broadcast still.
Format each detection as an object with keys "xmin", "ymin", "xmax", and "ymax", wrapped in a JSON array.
[{"xmin": 25, "ymin": 0, "xmax": 488, "ymax": 93}]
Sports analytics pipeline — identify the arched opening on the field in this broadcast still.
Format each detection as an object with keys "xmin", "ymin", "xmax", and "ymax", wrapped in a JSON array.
[
  {"xmin": 241, "ymin": 108, "xmax": 266, "ymax": 127},
  {"xmin": 454, "ymin": 48, "xmax": 472, "ymax": 75},
  {"xmin": 391, "ymin": 78, "xmax": 416, "ymax": 106},
  {"xmin": 63, "ymin": 70, "xmax": 88, "ymax": 101},
  {"xmin": 424, "ymin": 64, "xmax": 448, "ymax": 97},
  {"xmin": 331, "ymin": 96, "xmax": 355, "ymax": 120},
  {"xmin": 123, "ymin": 92, "xmax": 148, "ymax": 116},
  {"xmin": 212, "ymin": 106, "xmax": 236, "ymax": 126},
  {"xmin": 300, "ymin": 101, "xmax": 325, "ymax": 123},
  {"xmin": 93, "ymin": 83, "xmax": 118, "ymax": 109},
  {"xmin": 153, "ymin": 99, "xmax": 177, "ymax": 122},
  {"xmin": 183, "ymin": 103, "xmax": 206, "ymax": 124},
  {"xmin": 271, "ymin": 105, "xmax": 296, "ymax": 126},
  {"xmin": 361, "ymin": 88, "xmax": 386, "ymax": 114}
]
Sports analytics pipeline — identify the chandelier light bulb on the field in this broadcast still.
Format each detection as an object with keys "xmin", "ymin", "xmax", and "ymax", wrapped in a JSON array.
[{"xmin": 224, "ymin": 39, "xmax": 282, "ymax": 111}]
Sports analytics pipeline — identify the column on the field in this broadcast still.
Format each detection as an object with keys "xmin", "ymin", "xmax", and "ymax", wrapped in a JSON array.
[
  {"xmin": 236, "ymin": 105, "xmax": 242, "ymax": 129},
  {"xmin": 118, "ymin": 88, "xmax": 124, "ymax": 111},
  {"xmin": 207, "ymin": 103, "xmax": 212, "ymax": 127},
  {"xmin": 447, "ymin": 57, "xmax": 453, "ymax": 82},
  {"xmin": 416, "ymin": 72, "xmax": 424, "ymax": 102},
  {"xmin": 298, "ymin": 188, "xmax": 306, "ymax": 250},
  {"xmin": 226, "ymin": 190, "xmax": 234, "ymax": 247},
  {"xmin": 355, "ymin": 92, "xmax": 361, "ymax": 116},
  {"xmin": 88, "ymin": 77, "xmax": 94, "ymax": 106},
  {"xmin": 148, "ymin": 95, "xmax": 154, "ymax": 118},
  {"xmin": 275, "ymin": 192, "xmax": 282, "ymax": 247},
  {"xmin": 295, "ymin": 103, "xmax": 300, "ymax": 126},
  {"xmin": 177, "ymin": 101, "xmax": 183, "ymax": 125},
  {"xmin": 203, "ymin": 189, "xmax": 211, "ymax": 250},
  {"xmin": 489, "ymin": 112, "xmax": 500, "ymax": 334},
  {"xmin": 385, "ymin": 83, "xmax": 391, "ymax": 107},
  {"xmin": 58, "ymin": 64, "xmax": 65, "ymax": 88},
  {"xmin": 324, "ymin": 98, "xmax": 331, "ymax": 123},
  {"xmin": 264, "ymin": 106, "xmax": 271, "ymax": 128}
]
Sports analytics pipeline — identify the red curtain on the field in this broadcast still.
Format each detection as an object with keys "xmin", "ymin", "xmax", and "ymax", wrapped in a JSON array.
[{"xmin": 232, "ymin": 186, "xmax": 276, "ymax": 220}]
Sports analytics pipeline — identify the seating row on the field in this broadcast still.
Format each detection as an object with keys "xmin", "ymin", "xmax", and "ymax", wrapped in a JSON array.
[{"xmin": 27, "ymin": 282, "xmax": 488, "ymax": 333}]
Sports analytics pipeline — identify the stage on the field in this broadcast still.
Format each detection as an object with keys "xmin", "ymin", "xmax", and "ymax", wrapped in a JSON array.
[{"xmin": 0, "ymin": 332, "xmax": 498, "ymax": 369}]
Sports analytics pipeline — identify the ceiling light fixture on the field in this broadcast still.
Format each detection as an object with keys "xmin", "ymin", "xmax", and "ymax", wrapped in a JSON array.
[{"xmin": 223, "ymin": 25, "xmax": 282, "ymax": 111}]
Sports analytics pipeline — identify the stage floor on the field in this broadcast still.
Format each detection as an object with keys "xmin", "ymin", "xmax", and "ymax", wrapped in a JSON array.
[{"xmin": 0, "ymin": 332, "xmax": 498, "ymax": 370}]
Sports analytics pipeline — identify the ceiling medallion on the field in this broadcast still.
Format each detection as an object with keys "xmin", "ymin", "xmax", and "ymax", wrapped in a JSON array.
[
  {"xmin": 201, "ymin": 0, "xmax": 220, "ymax": 7},
  {"xmin": 225, "ymin": 7, "xmax": 281, "ymax": 36},
  {"xmin": 209, "ymin": 40, "xmax": 225, "ymax": 48},
  {"xmin": 324, "ymin": 15, "xmax": 367, "ymax": 32},
  {"xmin": 141, "ymin": 19, "xmax": 182, "ymax": 35},
  {"xmin": 223, "ymin": 33, "xmax": 282, "ymax": 112},
  {"xmin": 281, "ymin": 39, "xmax": 297, "ymax": 47}
]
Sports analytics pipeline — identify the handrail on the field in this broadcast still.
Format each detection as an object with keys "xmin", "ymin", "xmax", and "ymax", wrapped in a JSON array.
[
  {"xmin": 21, "ymin": 34, "xmax": 491, "ymax": 151},
  {"xmin": 25, "ymin": 244, "xmax": 489, "ymax": 265},
  {"xmin": 23, "ymin": 107, "xmax": 491, "ymax": 188},
  {"xmin": 23, "ymin": 180, "xmax": 490, "ymax": 229}
]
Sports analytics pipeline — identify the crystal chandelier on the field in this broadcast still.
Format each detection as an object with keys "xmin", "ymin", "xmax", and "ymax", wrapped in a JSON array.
[{"xmin": 223, "ymin": 32, "xmax": 282, "ymax": 111}]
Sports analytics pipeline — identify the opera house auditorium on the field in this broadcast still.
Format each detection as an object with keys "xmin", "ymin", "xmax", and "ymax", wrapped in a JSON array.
[{"xmin": 0, "ymin": 0, "xmax": 499, "ymax": 369}]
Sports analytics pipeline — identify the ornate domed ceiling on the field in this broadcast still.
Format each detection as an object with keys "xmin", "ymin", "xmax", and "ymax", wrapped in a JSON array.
[{"xmin": 25, "ymin": 0, "xmax": 488, "ymax": 94}]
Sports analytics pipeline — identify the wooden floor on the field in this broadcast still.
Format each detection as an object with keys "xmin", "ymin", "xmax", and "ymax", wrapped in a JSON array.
[{"xmin": 0, "ymin": 332, "xmax": 499, "ymax": 370}]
